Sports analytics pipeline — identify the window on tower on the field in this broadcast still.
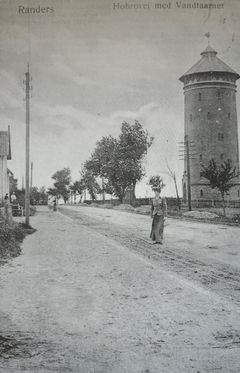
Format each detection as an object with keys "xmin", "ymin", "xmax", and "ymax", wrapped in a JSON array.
[
  {"xmin": 200, "ymin": 190, "xmax": 203, "ymax": 198},
  {"xmin": 220, "ymin": 153, "xmax": 224, "ymax": 160},
  {"xmin": 217, "ymin": 90, "xmax": 221, "ymax": 99},
  {"xmin": 228, "ymin": 113, "xmax": 231, "ymax": 120},
  {"xmin": 190, "ymin": 114, "xmax": 192, "ymax": 122},
  {"xmin": 199, "ymin": 154, "xmax": 202, "ymax": 162},
  {"xmin": 198, "ymin": 92, "xmax": 201, "ymax": 101},
  {"xmin": 218, "ymin": 133, "xmax": 224, "ymax": 141},
  {"xmin": 207, "ymin": 112, "xmax": 210, "ymax": 120}
]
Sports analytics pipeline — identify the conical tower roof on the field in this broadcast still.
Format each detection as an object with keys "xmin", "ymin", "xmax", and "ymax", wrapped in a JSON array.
[{"xmin": 179, "ymin": 45, "xmax": 239, "ymax": 82}]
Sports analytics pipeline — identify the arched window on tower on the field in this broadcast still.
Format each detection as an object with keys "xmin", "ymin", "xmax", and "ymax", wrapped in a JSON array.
[
  {"xmin": 218, "ymin": 133, "xmax": 224, "ymax": 141},
  {"xmin": 200, "ymin": 190, "xmax": 203, "ymax": 198},
  {"xmin": 198, "ymin": 92, "xmax": 201, "ymax": 101},
  {"xmin": 228, "ymin": 112, "xmax": 231, "ymax": 120},
  {"xmin": 220, "ymin": 153, "xmax": 224, "ymax": 161},
  {"xmin": 190, "ymin": 114, "xmax": 192, "ymax": 122},
  {"xmin": 207, "ymin": 112, "xmax": 210, "ymax": 120},
  {"xmin": 199, "ymin": 154, "xmax": 202, "ymax": 162},
  {"xmin": 217, "ymin": 90, "xmax": 221, "ymax": 99}
]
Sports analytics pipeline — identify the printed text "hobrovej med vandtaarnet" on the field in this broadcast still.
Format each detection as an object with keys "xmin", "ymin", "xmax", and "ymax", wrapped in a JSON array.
[{"xmin": 112, "ymin": 2, "xmax": 224, "ymax": 10}]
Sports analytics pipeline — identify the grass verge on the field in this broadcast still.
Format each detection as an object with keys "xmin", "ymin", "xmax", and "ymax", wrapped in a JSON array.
[{"xmin": 0, "ymin": 221, "xmax": 36, "ymax": 262}]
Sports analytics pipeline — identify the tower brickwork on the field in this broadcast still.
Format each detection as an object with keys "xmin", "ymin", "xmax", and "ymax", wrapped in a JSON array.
[{"xmin": 180, "ymin": 45, "xmax": 240, "ymax": 202}]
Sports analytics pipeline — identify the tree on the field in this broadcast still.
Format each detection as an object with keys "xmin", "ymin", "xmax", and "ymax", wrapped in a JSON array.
[
  {"xmin": 51, "ymin": 168, "xmax": 71, "ymax": 203},
  {"xmin": 81, "ymin": 169, "xmax": 101, "ymax": 201},
  {"xmin": 165, "ymin": 161, "xmax": 181, "ymax": 210},
  {"xmin": 30, "ymin": 186, "xmax": 48, "ymax": 205},
  {"xmin": 13, "ymin": 187, "xmax": 25, "ymax": 207},
  {"xmin": 9, "ymin": 175, "xmax": 18, "ymax": 194},
  {"xmin": 47, "ymin": 187, "xmax": 59, "ymax": 198},
  {"xmin": 201, "ymin": 159, "xmax": 239, "ymax": 216},
  {"xmin": 30, "ymin": 187, "xmax": 39, "ymax": 205},
  {"xmin": 38, "ymin": 186, "xmax": 48, "ymax": 205},
  {"xmin": 101, "ymin": 178, "xmax": 114, "ymax": 199},
  {"xmin": 70, "ymin": 180, "xmax": 85, "ymax": 204},
  {"xmin": 84, "ymin": 121, "xmax": 153, "ymax": 203}
]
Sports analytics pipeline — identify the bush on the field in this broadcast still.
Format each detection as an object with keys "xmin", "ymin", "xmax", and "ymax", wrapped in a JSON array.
[
  {"xmin": 0, "ymin": 223, "xmax": 20, "ymax": 258},
  {"xmin": 0, "ymin": 222, "xmax": 35, "ymax": 260}
]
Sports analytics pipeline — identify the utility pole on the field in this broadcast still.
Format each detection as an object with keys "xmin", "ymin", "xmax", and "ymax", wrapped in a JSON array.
[
  {"xmin": 185, "ymin": 137, "xmax": 192, "ymax": 211},
  {"xmin": 179, "ymin": 135, "xmax": 196, "ymax": 211},
  {"xmin": 30, "ymin": 161, "xmax": 33, "ymax": 191},
  {"xmin": 24, "ymin": 64, "xmax": 32, "ymax": 225}
]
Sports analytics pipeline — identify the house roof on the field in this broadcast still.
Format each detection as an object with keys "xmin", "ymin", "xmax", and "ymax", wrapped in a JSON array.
[
  {"xmin": 179, "ymin": 45, "xmax": 239, "ymax": 82},
  {"xmin": 0, "ymin": 126, "xmax": 11, "ymax": 160},
  {"xmin": 7, "ymin": 168, "xmax": 14, "ymax": 176}
]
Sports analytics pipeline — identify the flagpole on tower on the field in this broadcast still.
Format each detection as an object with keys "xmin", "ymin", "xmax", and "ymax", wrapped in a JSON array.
[{"xmin": 205, "ymin": 32, "xmax": 210, "ymax": 45}]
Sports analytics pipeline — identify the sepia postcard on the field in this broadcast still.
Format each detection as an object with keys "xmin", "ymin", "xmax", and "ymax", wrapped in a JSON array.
[{"xmin": 0, "ymin": 0, "xmax": 240, "ymax": 372}]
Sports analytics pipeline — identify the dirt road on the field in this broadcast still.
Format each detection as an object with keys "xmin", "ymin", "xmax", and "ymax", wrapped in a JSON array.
[
  {"xmin": 0, "ymin": 206, "xmax": 239, "ymax": 372},
  {"xmin": 60, "ymin": 205, "xmax": 240, "ymax": 305}
]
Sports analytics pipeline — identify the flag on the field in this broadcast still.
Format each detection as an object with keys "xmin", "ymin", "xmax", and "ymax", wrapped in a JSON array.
[{"xmin": 204, "ymin": 32, "xmax": 210, "ymax": 39}]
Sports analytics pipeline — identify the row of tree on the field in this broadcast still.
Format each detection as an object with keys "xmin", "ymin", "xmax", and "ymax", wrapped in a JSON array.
[
  {"xmin": 48, "ymin": 168, "xmax": 85, "ymax": 203},
  {"xmin": 46, "ymin": 119, "xmax": 240, "ymax": 216},
  {"xmin": 48, "ymin": 121, "xmax": 154, "ymax": 203},
  {"xmin": 10, "ymin": 184, "xmax": 49, "ymax": 206}
]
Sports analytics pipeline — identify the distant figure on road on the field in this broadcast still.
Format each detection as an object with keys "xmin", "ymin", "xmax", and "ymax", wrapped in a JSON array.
[
  {"xmin": 53, "ymin": 199, "xmax": 57, "ymax": 212},
  {"xmin": 11, "ymin": 192, "xmax": 17, "ymax": 204},
  {"xmin": 150, "ymin": 188, "xmax": 167, "ymax": 245}
]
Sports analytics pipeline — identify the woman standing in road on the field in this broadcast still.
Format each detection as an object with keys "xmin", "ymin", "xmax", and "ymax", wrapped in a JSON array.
[{"xmin": 150, "ymin": 184, "xmax": 167, "ymax": 245}]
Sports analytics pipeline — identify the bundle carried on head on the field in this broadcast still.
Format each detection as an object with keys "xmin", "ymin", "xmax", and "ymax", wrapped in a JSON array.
[{"xmin": 148, "ymin": 175, "xmax": 165, "ymax": 192}]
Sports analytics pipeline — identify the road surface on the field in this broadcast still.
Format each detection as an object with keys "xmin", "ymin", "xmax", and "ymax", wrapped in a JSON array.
[{"xmin": 0, "ymin": 205, "xmax": 239, "ymax": 372}]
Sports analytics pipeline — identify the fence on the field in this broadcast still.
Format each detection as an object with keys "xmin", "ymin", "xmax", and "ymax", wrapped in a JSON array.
[
  {"xmin": 84, "ymin": 197, "xmax": 182, "ymax": 208},
  {"xmin": 191, "ymin": 199, "xmax": 240, "ymax": 208}
]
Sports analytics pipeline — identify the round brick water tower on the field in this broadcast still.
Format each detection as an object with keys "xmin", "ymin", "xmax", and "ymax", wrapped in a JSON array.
[{"xmin": 179, "ymin": 45, "xmax": 240, "ymax": 203}]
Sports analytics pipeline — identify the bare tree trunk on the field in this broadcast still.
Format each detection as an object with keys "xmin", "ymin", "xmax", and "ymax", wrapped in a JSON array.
[
  {"xmin": 173, "ymin": 175, "xmax": 181, "ymax": 211},
  {"xmin": 102, "ymin": 178, "xmax": 105, "ymax": 203},
  {"xmin": 132, "ymin": 181, "xmax": 136, "ymax": 201},
  {"xmin": 221, "ymin": 192, "xmax": 226, "ymax": 217},
  {"xmin": 166, "ymin": 161, "xmax": 181, "ymax": 211}
]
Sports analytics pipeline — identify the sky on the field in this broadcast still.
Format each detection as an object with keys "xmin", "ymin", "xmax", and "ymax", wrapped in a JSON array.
[{"xmin": 1, "ymin": 0, "xmax": 240, "ymax": 197}]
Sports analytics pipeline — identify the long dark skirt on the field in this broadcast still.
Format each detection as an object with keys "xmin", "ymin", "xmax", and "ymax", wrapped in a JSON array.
[{"xmin": 150, "ymin": 215, "xmax": 164, "ymax": 243}]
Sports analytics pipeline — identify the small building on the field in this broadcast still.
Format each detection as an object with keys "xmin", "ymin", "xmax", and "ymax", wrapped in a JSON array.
[{"xmin": 0, "ymin": 126, "xmax": 12, "ymax": 204}]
